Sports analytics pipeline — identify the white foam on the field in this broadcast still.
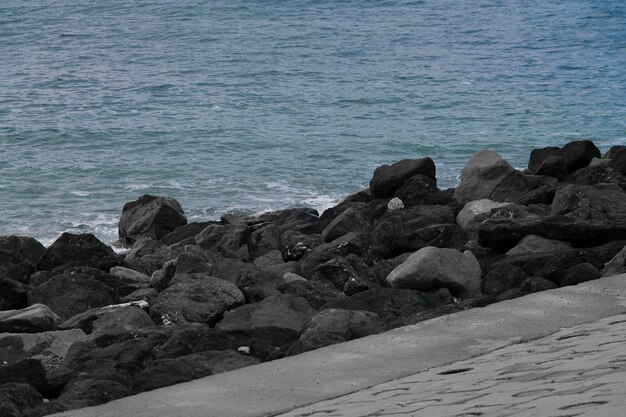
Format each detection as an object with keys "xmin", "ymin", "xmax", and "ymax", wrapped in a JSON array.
[{"xmin": 70, "ymin": 190, "xmax": 91, "ymax": 197}]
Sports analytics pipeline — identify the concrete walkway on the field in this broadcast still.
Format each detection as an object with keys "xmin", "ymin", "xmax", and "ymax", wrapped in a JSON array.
[{"xmin": 53, "ymin": 275, "xmax": 626, "ymax": 417}]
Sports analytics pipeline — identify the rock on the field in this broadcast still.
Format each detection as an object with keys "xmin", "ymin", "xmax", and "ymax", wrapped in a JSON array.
[
  {"xmin": 0, "ymin": 304, "xmax": 59, "ymax": 333},
  {"xmin": 561, "ymin": 263, "xmax": 600, "ymax": 287},
  {"xmin": 160, "ymin": 221, "xmax": 215, "ymax": 246},
  {"xmin": 532, "ymin": 154, "xmax": 568, "ymax": 179},
  {"xmin": 130, "ymin": 356, "xmax": 212, "ymax": 395},
  {"xmin": 253, "ymin": 250, "xmax": 284, "ymax": 270},
  {"xmin": 62, "ymin": 266, "xmax": 146, "ymax": 297},
  {"xmin": 0, "ymin": 236, "xmax": 45, "ymax": 279},
  {"xmin": 481, "ymin": 264, "xmax": 528, "ymax": 296},
  {"xmin": 312, "ymin": 255, "xmax": 378, "ymax": 296},
  {"xmin": 0, "ymin": 329, "xmax": 87, "ymax": 365},
  {"xmin": 174, "ymin": 247, "xmax": 213, "ymax": 275},
  {"xmin": 125, "ymin": 238, "xmax": 176, "ymax": 276},
  {"xmin": 56, "ymin": 377, "xmax": 129, "ymax": 410},
  {"xmin": 558, "ymin": 140, "xmax": 602, "ymax": 173},
  {"xmin": 209, "ymin": 254, "xmax": 257, "ymax": 284},
  {"xmin": 37, "ymin": 233, "xmax": 117, "ymax": 271},
  {"xmin": 0, "ymin": 383, "xmax": 43, "ymax": 417},
  {"xmin": 236, "ymin": 270, "xmax": 283, "ymax": 303},
  {"xmin": 386, "ymin": 197, "xmax": 404, "ymax": 211},
  {"xmin": 109, "ymin": 266, "xmax": 151, "ymax": 286},
  {"xmin": 0, "ymin": 277, "xmax": 29, "ymax": 311},
  {"xmin": 387, "ymin": 247, "xmax": 481, "ymax": 297},
  {"xmin": 255, "ymin": 208, "xmax": 321, "ymax": 235},
  {"xmin": 393, "ymin": 174, "xmax": 451, "ymax": 207},
  {"xmin": 551, "ymin": 183, "xmax": 626, "ymax": 219},
  {"xmin": 370, "ymin": 157, "xmax": 436, "ymax": 198},
  {"xmin": 609, "ymin": 147, "xmax": 626, "ymax": 175},
  {"xmin": 187, "ymin": 349, "xmax": 260, "ymax": 374},
  {"xmin": 150, "ymin": 260, "xmax": 177, "ymax": 291},
  {"xmin": 563, "ymin": 165, "xmax": 626, "ymax": 187},
  {"xmin": 529, "ymin": 140, "xmax": 600, "ymax": 174},
  {"xmin": 58, "ymin": 304, "xmax": 153, "ymax": 334},
  {"xmin": 456, "ymin": 199, "xmax": 513, "ymax": 231},
  {"xmin": 321, "ymin": 207, "xmax": 373, "ymax": 242},
  {"xmin": 478, "ymin": 215, "xmax": 626, "ymax": 250},
  {"xmin": 298, "ymin": 309, "xmax": 385, "ymax": 352},
  {"xmin": 505, "ymin": 234, "xmax": 574, "ymax": 256},
  {"xmin": 605, "ymin": 145, "xmax": 626, "ymax": 160},
  {"xmin": 321, "ymin": 287, "xmax": 442, "ymax": 329},
  {"xmin": 27, "ymin": 274, "xmax": 119, "ymax": 321},
  {"xmin": 453, "ymin": 150, "xmax": 516, "ymax": 204},
  {"xmin": 489, "ymin": 172, "xmax": 558, "ymax": 205},
  {"xmin": 195, "ymin": 223, "xmax": 250, "ymax": 260},
  {"xmin": 281, "ymin": 231, "xmax": 323, "ymax": 261},
  {"xmin": 120, "ymin": 287, "xmax": 159, "ymax": 303},
  {"xmin": 373, "ymin": 205, "xmax": 458, "ymax": 257},
  {"xmin": 247, "ymin": 224, "xmax": 282, "ymax": 259},
  {"xmin": 0, "ymin": 359, "xmax": 47, "ymax": 395},
  {"xmin": 519, "ymin": 276, "xmax": 557, "ymax": 293},
  {"xmin": 118, "ymin": 195, "xmax": 187, "ymax": 245},
  {"xmin": 299, "ymin": 233, "xmax": 374, "ymax": 279},
  {"xmin": 371, "ymin": 253, "xmax": 411, "ymax": 285},
  {"xmin": 216, "ymin": 294, "xmax": 316, "ymax": 333},
  {"xmin": 150, "ymin": 275, "xmax": 245, "ymax": 325},
  {"xmin": 277, "ymin": 279, "xmax": 341, "ymax": 309},
  {"xmin": 601, "ymin": 245, "xmax": 626, "ymax": 277}
]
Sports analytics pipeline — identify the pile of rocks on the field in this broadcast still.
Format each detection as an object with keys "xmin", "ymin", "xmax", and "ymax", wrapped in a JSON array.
[{"xmin": 2, "ymin": 140, "xmax": 626, "ymax": 416}]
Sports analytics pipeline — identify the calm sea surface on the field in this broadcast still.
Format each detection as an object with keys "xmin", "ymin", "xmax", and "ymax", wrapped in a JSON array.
[{"xmin": 1, "ymin": 0, "xmax": 624, "ymax": 246}]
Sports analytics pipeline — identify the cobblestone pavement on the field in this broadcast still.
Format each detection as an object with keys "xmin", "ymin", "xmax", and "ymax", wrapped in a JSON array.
[{"xmin": 278, "ymin": 314, "xmax": 626, "ymax": 417}]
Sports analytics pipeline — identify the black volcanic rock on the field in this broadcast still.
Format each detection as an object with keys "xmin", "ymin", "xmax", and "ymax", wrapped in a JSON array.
[
  {"xmin": 38, "ymin": 233, "xmax": 117, "ymax": 272},
  {"xmin": 27, "ymin": 273, "xmax": 119, "ymax": 321},
  {"xmin": 118, "ymin": 195, "xmax": 187, "ymax": 245},
  {"xmin": 528, "ymin": 140, "xmax": 601, "ymax": 174},
  {"xmin": 370, "ymin": 157, "xmax": 436, "ymax": 198}
]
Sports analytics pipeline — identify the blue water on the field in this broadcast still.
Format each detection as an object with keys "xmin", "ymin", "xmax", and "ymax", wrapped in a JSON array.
[{"xmin": 1, "ymin": 0, "xmax": 625, "ymax": 247}]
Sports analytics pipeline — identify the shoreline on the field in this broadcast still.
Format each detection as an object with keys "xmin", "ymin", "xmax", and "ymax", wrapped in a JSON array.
[{"xmin": 2, "ymin": 139, "xmax": 626, "ymax": 416}]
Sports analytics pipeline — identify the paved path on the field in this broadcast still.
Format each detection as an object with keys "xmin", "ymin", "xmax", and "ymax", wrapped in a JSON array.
[
  {"xmin": 278, "ymin": 313, "xmax": 626, "ymax": 417},
  {"xmin": 53, "ymin": 275, "xmax": 626, "ymax": 417}
]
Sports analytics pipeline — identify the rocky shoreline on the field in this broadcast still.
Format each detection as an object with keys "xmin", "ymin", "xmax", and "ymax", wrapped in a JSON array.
[{"xmin": 2, "ymin": 140, "xmax": 626, "ymax": 416}]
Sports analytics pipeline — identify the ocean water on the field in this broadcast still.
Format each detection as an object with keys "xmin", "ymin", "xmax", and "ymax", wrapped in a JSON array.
[{"xmin": 1, "ymin": 0, "xmax": 624, "ymax": 247}]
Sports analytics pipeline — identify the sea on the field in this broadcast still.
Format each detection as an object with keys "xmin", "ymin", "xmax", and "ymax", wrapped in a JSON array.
[{"xmin": 1, "ymin": 0, "xmax": 624, "ymax": 247}]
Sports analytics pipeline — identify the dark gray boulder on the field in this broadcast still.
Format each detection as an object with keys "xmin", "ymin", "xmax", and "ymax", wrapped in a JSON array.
[
  {"xmin": 118, "ymin": 195, "xmax": 187, "ymax": 245},
  {"xmin": 321, "ymin": 207, "xmax": 373, "ymax": 242},
  {"xmin": 528, "ymin": 140, "xmax": 600, "ymax": 174},
  {"xmin": 0, "ymin": 304, "xmax": 59, "ymax": 333},
  {"xmin": 370, "ymin": 157, "xmax": 436, "ymax": 198},
  {"xmin": 38, "ymin": 233, "xmax": 117, "ymax": 272},
  {"xmin": 393, "ymin": 174, "xmax": 451, "ymax": 207},
  {"xmin": 195, "ymin": 223, "xmax": 250, "ymax": 260},
  {"xmin": 561, "ymin": 263, "xmax": 600, "ymax": 287},
  {"xmin": 27, "ymin": 273, "xmax": 119, "ymax": 321},
  {"xmin": 150, "ymin": 275, "xmax": 245, "ymax": 326},
  {"xmin": 0, "ymin": 383, "xmax": 43, "ymax": 417},
  {"xmin": 453, "ymin": 150, "xmax": 516, "ymax": 204},
  {"xmin": 551, "ymin": 183, "xmax": 626, "ymax": 219}
]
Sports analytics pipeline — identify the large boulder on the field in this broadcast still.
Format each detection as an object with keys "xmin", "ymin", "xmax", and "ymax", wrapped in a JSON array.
[
  {"xmin": 370, "ymin": 157, "xmax": 436, "ymax": 198},
  {"xmin": 321, "ymin": 287, "xmax": 443, "ymax": 328},
  {"xmin": 505, "ymin": 234, "xmax": 574, "ymax": 256},
  {"xmin": 0, "ymin": 236, "xmax": 45, "ymax": 280},
  {"xmin": 118, "ymin": 195, "xmax": 187, "ymax": 244},
  {"xmin": 247, "ymin": 224, "xmax": 282, "ymax": 259},
  {"xmin": 488, "ymin": 172, "xmax": 557, "ymax": 205},
  {"xmin": 393, "ymin": 174, "xmax": 451, "ymax": 207},
  {"xmin": 478, "ymin": 215, "xmax": 626, "ymax": 250},
  {"xmin": 0, "ymin": 359, "xmax": 47, "ymax": 395},
  {"xmin": 160, "ymin": 221, "xmax": 215, "ymax": 246},
  {"xmin": 150, "ymin": 275, "xmax": 245, "ymax": 326},
  {"xmin": 278, "ymin": 278, "xmax": 341, "ymax": 309},
  {"xmin": 481, "ymin": 264, "xmax": 528, "ymax": 296},
  {"xmin": 0, "ymin": 304, "xmax": 59, "ymax": 333},
  {"xmin": 216, "ymin": 294, "xmax": 316, "ymax": 332},
  {"xmin": 456, "ymin": 199, "xmax": 512, "ymax": 231},
  {"xmin": 312, "ymin": 256, "xmax": 378, "ymax": 295},
  {"xmin": 58, "ymin": 304, "xmax": 153, "ymax": 334},
  {"xmin": 372, "ymin": 205, "xmax": 458, "ymax": 258},
  {"xmin": 601, "ymin": 245, "xmax": 626, "ymax": 277},
  {"xmin": 0, "ymin": 329, "xmax": 87, "ymax": 365},
  {"xmin": 453, "ymin": 150, "xmax": 516, "ymax": 204},
  {"xmin": 299, "ymin": 233, "xmax": 374, "ymax": 279},
  {"xmin": 387, "ymin": 247, "xmax": 481, "ymax": 297},
  {"xmin": 37, "ymin": 233, "xmax": 117, "ymax": 271},
  {"xmin": 609, "ymin": 146, "xmax": 626, "ymax": 175},
  {"xmin": 195, "ymin": 224, "xmax": 250, "ymax": 260},
  {"xmin": 130, "ymin": 356, "xmax": 212, "ymax": 395},
  {"xmin": 0, "ymin": 383, "xmax": 43, "ymax": 417},
  {"xmin": 528, "ymin": 140, "xmax": 601, "ymax": 174},
  {"xmin": 297, "ymin": 309, "xmax": 385, "ymax": 352},
  {"xmin": 551, "ymin": 183, "xmax": 626, "ymax": 219},
  {"xmin": 246, "ymin": 208, "xmax": 321, "ymax": 235},
  {"xmin": 0, "ymin": 277, "xmax": 30, "ymax": 311},
  {"xmin": 124, "ymin": 238, "xmax": 176, "ymax": 276},
  {"xmin": 27, "ymin": 274, "xmax": 119, "ymax": 321},
  {"xmin": 563, "ymin": 165, "xmax": 626, "ymax": 187},
  {"xmin": 320, "ymin": 207, "xmax": 373, "ymax": 242},
  {"xmin": 561, "ymin": 263, "xmax": 600, "ymax": 287}
]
